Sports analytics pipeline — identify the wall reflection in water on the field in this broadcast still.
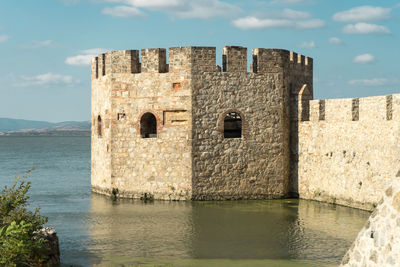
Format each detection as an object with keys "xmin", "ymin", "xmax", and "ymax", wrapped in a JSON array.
[
  {"xmin": 288, "ymin": 200, "xmax": 370, "ymax": 265},
  {"xmin": 88, "ymin": 194, "xmax": 194, "ymax": 265},
  {"xmin": 88, "ymin": 194, "xmax": 370, "ymax": 266}
]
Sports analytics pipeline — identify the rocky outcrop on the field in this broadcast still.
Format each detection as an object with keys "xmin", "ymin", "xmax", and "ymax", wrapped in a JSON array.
[
  {"xmin": 340, "ymin": 180, "xmax": 400, "ymax": 266},
  {"xmin": 36, "ymin": 227, "xmax": 60, "ymax": 266}
]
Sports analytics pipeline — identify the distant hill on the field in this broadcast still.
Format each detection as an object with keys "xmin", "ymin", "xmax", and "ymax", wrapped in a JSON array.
[{"xmin": 0, "ymin": 118, "xmax": 91, "ymax": 136}]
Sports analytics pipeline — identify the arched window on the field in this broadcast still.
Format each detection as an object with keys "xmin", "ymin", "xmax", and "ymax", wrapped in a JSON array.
[
  {"xmin": 224, "ymin": 112, "xmax": 242, "ymax": 138},
  {"xmin": 97, "ymin": 115, "xmax": 102, "ymax": 137},
  {"xmin": 140, "ymin": 112, "xmax": 157, "ymax": 138}
]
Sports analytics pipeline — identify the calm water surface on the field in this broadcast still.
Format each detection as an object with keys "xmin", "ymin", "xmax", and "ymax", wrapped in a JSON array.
[{"xmin": 0, "ymin": 136, "xmax": 370, "ymax": 267}]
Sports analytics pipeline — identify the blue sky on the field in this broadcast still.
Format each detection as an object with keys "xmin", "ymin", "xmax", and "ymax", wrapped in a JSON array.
[{"xmin": 0, "ymin": 0, "xmax": 399, "ymax": 122}]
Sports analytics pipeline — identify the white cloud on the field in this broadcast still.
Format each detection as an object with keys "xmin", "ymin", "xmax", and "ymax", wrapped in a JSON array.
[
  {"xmin": 333, "ymin": 6, "xmax": 391, "ymax": 22},
  {"xmin": 348, "ymin": 78, "xmax": 388, "ymax": 86},
  {"xmin": 231, "ymin": 6, "xmax": 324, "ymax": 31},
  {"xmin": 233, "ymin": 15, "xmax": 324, "ymax": 30},
  {"xmin": 14, "ymin": 73, "xmax": 78, "ymax": 87},
  {"xmin": 101, "ymin": 0, "xmax": 241, "ymax": 19},
  {"xmin": 353, "ymin": 53, "xmax": 375, "ymax": 64},
  {"xmin": 65, "ymin": 48, "xmax": 109, "ymax": 66},
  {"xmin": 343, "ymin": 23, "xmax": 391, "ymax": 34},
  {"xmin": 299, "ymin": 41, "xmax": 316, "ymax": 48},
  {"xmin": 130, "ymin": 0, "xmax": 185, "ymax": 8},
  {"xmin": 102, "ymin": 5, "xmax": 143, "ymax": 17},
  {"xmin": 0, "ymin": 34, "xmax": 10, "ymax": 43},
  {"xmin": 270, "ymin": 0, "xmax": 304, "ymax": 4},
  {"xmin": 81, "ymin": 48, "xmax": 109, "ymax": 54},
  {"xmin": 329, "ymin": 37, "xmax": 343, "ymax": 45},
  {"xmin": 232, "ymin": 17, "xmax": 292, "ymax": 30}
]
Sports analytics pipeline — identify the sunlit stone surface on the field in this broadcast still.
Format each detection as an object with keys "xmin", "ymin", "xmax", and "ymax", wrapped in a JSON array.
[{"xmin": 341, "ymin": 180, "xmax": 400, "ymax": 267}]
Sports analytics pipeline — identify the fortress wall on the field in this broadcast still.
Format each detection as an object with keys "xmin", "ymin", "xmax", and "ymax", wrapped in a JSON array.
[
  {"xmin": 91, "ymin": 47, "xmax": 220, "ymax": 199},
  {"xmin": 188, "ymin": 47, "xmax": 312, "ymax": 199},
  {"xmin": 340, "ymin": 180, "xmax": 400, "ymax": 267},
  {"xmin": 108, "ymin": 70, "xmax": 193, "ymax": 200},
  {"xmin": 91, "ymin": 46, "xmax": 313, "ymax": 200},
  {"xmin": 252, "ymin": 48, "xmax": 314, "ymax": 196},
  {"xmin": 253, "ymin": 48, "xmax": 314, "ymax": 195},
  {"xmin": 191, "ymin": 70, "xmax": 290, "ymax": 200},
  {"xmin": 106, "ymin": 47, "xmax": 220, "ymax": 200},
  {"xmin": 298, "ymin": 94, "xmax": 400, "ymax": 210},
  {"xmin": 222, "ymin": 46, "xmax": 247, "ymax": 72},
  {"xmin": 91, "ymin": 57, "xmax": 113, "ymax": 194}
]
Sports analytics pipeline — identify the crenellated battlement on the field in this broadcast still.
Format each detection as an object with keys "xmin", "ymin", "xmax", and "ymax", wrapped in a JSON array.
[
  {"xmin": 251, "ymin": 49, "xmax": 312, "ymax": 74},
  {"xmin": 91, "ymin": 46, "xmax": 313, "ymax": 79},
  {"xmin": 300, "ymin": 94, "xmax": 400, "ymax": 123}
]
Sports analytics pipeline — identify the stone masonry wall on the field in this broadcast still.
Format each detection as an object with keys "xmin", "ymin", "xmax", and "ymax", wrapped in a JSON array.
[
  {"xmin": 190, "ymin": 47, "xmax": 313, "ymax": 200},
  {"xmin": 340, "ymin": 179, "xmax": 400, "ymax": 266},
  {"xmin": 109, "ymin": 71, "xmax": 192, "ymax": 200},
  {"xmin": 91, "ymin": 46, "xmax": 313, "ymax": 201},
  {"xmin": 298, "ymin": 94, "xmax": 400, "ymax": 210},
  {"xmin": 91, "ymin": 47, "xmax": 221, "ymax": 200},
  {"xmin": 91, "ymin": 56, "xmax": 113, "ymax": 194},
  {"xmin": 192, "ymin": 71, "xmax": 289, "ymax": 199},
  {"xmin": 252, "ymin": 49, "xmax": 314, "ymax": 196},
  {"xmin": 108, "ymin": 48, "xmax": 199, "ymax": 200}
]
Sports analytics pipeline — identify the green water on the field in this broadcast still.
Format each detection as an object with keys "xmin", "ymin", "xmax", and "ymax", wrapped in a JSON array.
[
  {"xmin": 85, "ymin": 196, "xmax": 368, "ymax": 267},
  {"xmin": 0, "ymin": 136, "xmax": 370, "ymax": 266}
]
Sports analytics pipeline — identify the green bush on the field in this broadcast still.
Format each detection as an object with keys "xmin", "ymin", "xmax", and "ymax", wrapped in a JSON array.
[{"xmin": 0, "ymin": 169, "xmax": 50, "ymax": 266}]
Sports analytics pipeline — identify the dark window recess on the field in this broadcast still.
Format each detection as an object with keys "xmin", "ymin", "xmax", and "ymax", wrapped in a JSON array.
[
  {"xmin": 224, "ymin": 112, "xmax": 242, "ymax": 138},
  {"xmin": 97, "ymin": 115, "xmax": 102, "ymax": 137},
  {"xmin": 95, "ymin": 58, "xmax": 99, "ymax": 79},
  {"xmin": 118, "ymin": 113, "xmax": 126, "ymax": 121},
  {"xmin": 140, "ymin": 113, "xmax": 157, "ymax": 138},
  {"xmin": 222, "ymin": 55, "xmax": 227, "ymax": 72},
  {"xmin": 102, "ymin": 54, "xmax": 106, "ymax": 76},
  {"xmin": 252, "ymin": 54, "xmax": 258, "ymax": 73}
]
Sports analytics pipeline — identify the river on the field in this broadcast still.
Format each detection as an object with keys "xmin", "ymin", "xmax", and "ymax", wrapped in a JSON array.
[{"xmin": 0, "ymin": 136, "xmax": 370, "ymax": 266}]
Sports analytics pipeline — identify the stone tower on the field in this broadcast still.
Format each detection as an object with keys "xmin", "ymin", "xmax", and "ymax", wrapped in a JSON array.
[{"xmin": 91, "ymin": 46, "xmax": 313, "ymax": 200}]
